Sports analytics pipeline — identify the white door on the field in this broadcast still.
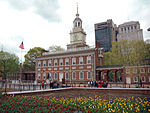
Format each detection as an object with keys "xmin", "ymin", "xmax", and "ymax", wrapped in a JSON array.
[
  {"xmin": 126, "ymin": 77, "xmax": 131, "ymax": 84},
  {"xmin": 59, "ymin": 73, "xmax": 63, "ymax": 82}
]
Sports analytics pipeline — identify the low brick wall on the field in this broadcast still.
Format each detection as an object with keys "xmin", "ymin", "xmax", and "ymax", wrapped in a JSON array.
[{"xmin": 5, "ymin": 87, "xmax": 150, "ymax": 96}]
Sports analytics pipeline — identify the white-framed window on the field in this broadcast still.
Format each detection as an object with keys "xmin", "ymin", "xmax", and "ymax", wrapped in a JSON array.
[
  {"xmin": 38, "ymin": 61, "xmax": 41, "ymax": 67},
  {"xmin": 148, "ymin": 68, "xmax": 150, "ymax": 73},
  {"xmin": 133, "ymin": 68, "xmax": 137, "ymax": 74},
  {"xmin": 65, "ymin": 72, "xmax": 69, "ymax": 79},
  {"xmin": 79, "ymin": 72, "xmax": 84, "ymax": 79},
  {"xmin": 48, "ymin": 60, "xmax": 52, "ymax": 66},
  {"xmin": 43, "ymin": 61, "xmax": 46, "ymax": 67},
  {"xmin": 38, "ymin": 72, "xmax": 40, "ymax": 79},
  {"xmin": 140, "ymin": 68, "xmax": 145, "ymax": 73},
  {"xmin": 54, "ymin": 73, "xmax": 57, "ymax": 79},
  {"xmin": 47, "ymin": 73, "xmax": 51, "ymax": 79},
  {"xmin": 87, "ymin": 72, "xmax": 91, "ymax": 79},
  {"xmin": 134, "ymin": 76, "xmax": 138, "ymax": 82},
  {"xmin": 54, "ymin": 59, "xmax": 58, "ymax": 66},
  {"xmin": 72, "ymin": 58, "xmax": 76, "ymax": 65},
  {"xmin": 79, "ymin": 57, "xmax": 83, "ymax": 65},
  {"xmin": 72, "ymin": 72, "xmax": 76, "ymax": 80},
  {"xmin": 141, "ymin": 76, "xmax": 146, "ymax": 82},
  {"xmin": 65, "ymin": 58, "xmax": 69, "ymax": 65},
  {"xmin": 43, "ymin": 72, "xmax": 46, "ymax": 80},
  {"xmin": 126, "ymin": 69, "xmax": 130, "ymax": 74},
  {"xmin": 87, "ymin": 56, "xmax": 91, "ymax": 64},
  {"xmin": 59, "ymin": 59, "xmax": 63, "ymax": 66}
]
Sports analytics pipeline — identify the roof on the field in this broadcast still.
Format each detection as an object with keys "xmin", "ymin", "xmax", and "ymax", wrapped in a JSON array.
[
  {"xmin": 37, "ymin": 47, "xmax": 96, "ymax": 60},
  {"xmin": 74, "ymin": 17, "xmax": 82, "ymax": 22},
  {"xmin": 118, "ymin": 21, "xmax": 139, "ymax": 27}
]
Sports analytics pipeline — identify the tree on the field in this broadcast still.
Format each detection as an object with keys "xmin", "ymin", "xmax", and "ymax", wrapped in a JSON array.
[
  {"xmin": 104, "ymin": 40, "xmax": 150, "ymax": 66},
  {"xmin": 49, "ymin": 45, "xmax": 65, "ymax": 52},
  {"xmin": 23, "ymin": 47, "xmax": 45, "ymax": 71},
  {"xmin": 0, "ymin": 51, "xmax": 19, "ymax": 80}
]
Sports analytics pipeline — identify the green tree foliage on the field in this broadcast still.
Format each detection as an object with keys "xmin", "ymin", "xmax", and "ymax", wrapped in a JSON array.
[
  {"xmin": 49, "ymin": 45, "xmax": 65, "ymax": 52},
  {"xmin": 104, "ymin": 40, "xmax": 150, "ymax": 66},
  {"xmin": 23, "ymin": 47, "xmax": 44, "ymax": 71},
  {"xmin": 0, "ymin": 51, "xmax": 19, "ymax": 79}
]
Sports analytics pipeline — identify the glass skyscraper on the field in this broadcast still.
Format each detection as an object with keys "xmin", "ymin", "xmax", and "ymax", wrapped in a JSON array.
[{"xmin": 95, "ymin": 19, "xmax": 117, "ymax": 52}]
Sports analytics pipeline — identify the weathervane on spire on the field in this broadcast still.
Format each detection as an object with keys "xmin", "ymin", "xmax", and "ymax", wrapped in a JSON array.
[{"xmin": 76, "ymin": 2, "xmax": 79, "ymax": 17}]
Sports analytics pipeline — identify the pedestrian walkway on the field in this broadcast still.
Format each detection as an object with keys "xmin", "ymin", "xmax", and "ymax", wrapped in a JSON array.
[{"xmin": 3, "ymin": 87, "xmax": 150, "ymax": 96}]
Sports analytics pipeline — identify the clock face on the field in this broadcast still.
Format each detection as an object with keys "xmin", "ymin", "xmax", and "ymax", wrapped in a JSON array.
[{"xmin": 74, "ymin": 34, "xmax": 78, "ymax": 40}]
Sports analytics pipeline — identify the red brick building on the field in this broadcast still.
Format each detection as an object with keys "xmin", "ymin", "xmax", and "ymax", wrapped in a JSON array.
[{"xmin": 36, "ymin": 8, "xmax": 103, "ymax": 84}]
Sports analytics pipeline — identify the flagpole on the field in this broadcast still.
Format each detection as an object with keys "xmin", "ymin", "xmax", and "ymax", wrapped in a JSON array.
[{"xmin": 19, "ymin": 41, "xmax": 24, "ymax": 85}]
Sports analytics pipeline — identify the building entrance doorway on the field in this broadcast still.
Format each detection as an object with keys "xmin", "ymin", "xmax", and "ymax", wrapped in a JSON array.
[
  {"xmin": 59, "ymin": 73, "xmax": 64, "ymax": 82},
  {"xmin": 98, "ymin": 72, "xmax": 101, "ymax": 81}
]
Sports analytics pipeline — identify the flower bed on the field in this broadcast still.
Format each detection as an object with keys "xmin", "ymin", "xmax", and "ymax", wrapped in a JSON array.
[{"xmin": 0, "ymin": 95, "xmax": 150, "ymax": 113}]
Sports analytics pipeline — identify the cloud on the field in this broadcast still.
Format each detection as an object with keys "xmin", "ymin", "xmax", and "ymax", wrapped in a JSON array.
[
  {"xmin": 129, "ymin": 0, "xmax": 150, "ymax": 40},
  {"xmin": 1, "ymin": 0, "xmax": 60, "ymax": 22}
]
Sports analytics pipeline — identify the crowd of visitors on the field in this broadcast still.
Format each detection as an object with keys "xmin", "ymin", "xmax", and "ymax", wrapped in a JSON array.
[
  {"xmin": 41, "ymin": 80, "xmax": 54, "ymax": 89},
  {"xmin": 88, "ymin": 81, "xmax": 108, "ymax": 88},
  {"xmin": 41, "ymin": 80, "xmax": 108, "ymax": 90}
]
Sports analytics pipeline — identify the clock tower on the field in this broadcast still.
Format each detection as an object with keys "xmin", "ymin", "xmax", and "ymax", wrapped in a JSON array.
[{"xmin": 67, "ymin": 4, "xmax": 88, "ymax": 50}]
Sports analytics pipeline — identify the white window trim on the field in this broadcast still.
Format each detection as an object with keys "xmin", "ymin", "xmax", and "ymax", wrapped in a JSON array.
[
  {"xmin": 134, "ymin": 76, "xmax": 138, "ymax": 82},
  {"xmin": 43, "ymin": 72, "xmax": 46, "ymax": 80},
  {"xmin": 141, "ymin": 76, "xmax": 146, "ymax": 82},
  {"xmin": 38, "ymin": 61, "xmax": 41, "ymax": 67},
  {"xmin": 65, "ymin": 72, "xmax": 69, "ymax": 80},
  {"xmin": 43, "ymin": 61, "xmax": 46, "ymax": 67},
  {"xmin": 72, "ymin": 58, "xmax": 76, "ymax": 65},
  {"xmin": 48, "ymin": 73, "xmax": 51, "ymax": 79},
  {"xmin": 87, "ymin": 56, "xmax": 91, "ymax": 64},
  {"xmin": 54, "ymin": 59, "xmax": 58, "ymax": 66},
  {"xmin": 48, "ymin": 60, "xmax": 52, "ymax": 66},
  {"xmin": 87, "ymin": 72, "xmax": 91, "ymax": 79},
  {"xmin": 79, "ymin": 57, "xmax": 83, "ymax": 65},
  {"xmin": 59, "ymin": 59, "xmax": 63, "ymax": 66},
  {"xmin": 149, "ymin": 77, "xmax": 150, "ymax": 82},
  {"xmin": 72, "ymin": 72, "xmax": 76, "ymax": 80},
  {"xmin": 79, "ymin": 72, "xmax": 84, "ymax": 80},
  {"xmin": 140, "ymin": 68, "xmax": 145, "ymax": 73},
  {"xmin": 65, "ymin": 58, "xmax": 69, "ymax": 65},
  {"xmin": 54, "ymin": 73, "xmax": 57, "ymax": 80}
]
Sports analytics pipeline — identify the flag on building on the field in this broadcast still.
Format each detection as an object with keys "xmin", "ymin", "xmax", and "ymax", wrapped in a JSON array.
[{"xmin": 19, "ymin": 41, "xmax": 24, "ymax": 49}]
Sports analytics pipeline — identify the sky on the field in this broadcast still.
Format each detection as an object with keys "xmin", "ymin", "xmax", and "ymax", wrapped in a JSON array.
[{"xmin": 0, "ymin": 0, "xmax": 150, "ymax": 62}]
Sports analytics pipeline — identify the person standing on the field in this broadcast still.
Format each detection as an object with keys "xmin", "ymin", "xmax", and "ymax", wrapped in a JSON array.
[
  {"xmin": 88, "ymin": 81, "xmax": 90, "ymax": 87},
  {"xmin": 44, "ymin": 81, "xmax": 47, "ymax": 89},
  {"xmin": 41, "ymin": 81, "xmax": 44, "ymax": 90}
]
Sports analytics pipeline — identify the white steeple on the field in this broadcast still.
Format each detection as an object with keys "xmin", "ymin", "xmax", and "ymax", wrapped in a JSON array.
[{"xmin": 67, "ymin": 3, "xmax": 88, "ymax": 50}]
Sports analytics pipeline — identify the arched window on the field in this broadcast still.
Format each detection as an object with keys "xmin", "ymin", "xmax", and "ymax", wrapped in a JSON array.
[
  {"xmin": 115, "ymin": 71, "xmax": 122, "ymax": 82},
  {"xmin": 54, "ymin": 73, "xmax": 57, "ymax": 79},
  {"xmin": 79, "ymin": 72, "xmax": 84, "ymax": 79},
  {"xmin": 72, "ymin": 72, "xmax": 76, "ymax": 80},
  {"xmin": 107, "ymin": 71, "xmax": 113, "ymax": 82},
  {"xmin": 43, "ymin": 72, "xmax": 46, "ymax": 80},
  {"xmin": 78, "ymin": 22, "xmax": 80, "ymax": 27}
]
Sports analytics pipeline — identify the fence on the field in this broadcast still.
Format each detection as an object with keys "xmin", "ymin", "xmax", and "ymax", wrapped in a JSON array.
[{"xmin": 0, "ymin": 80, "xmax": 149, "ymax": 92}]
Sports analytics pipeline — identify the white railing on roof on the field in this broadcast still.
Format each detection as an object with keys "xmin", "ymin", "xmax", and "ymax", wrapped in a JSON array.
[{"xmin": 42, "ymin": 46, "xmax": 94, "ymax": 56}]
